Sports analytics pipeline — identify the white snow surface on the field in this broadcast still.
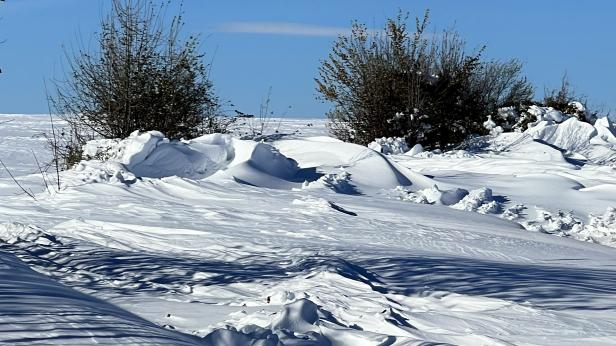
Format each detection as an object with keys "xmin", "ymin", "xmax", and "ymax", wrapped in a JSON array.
[
  {"xmin": 368, "ymin": 137, "xmax": 409, "ymax": 155},
  {"xmin": 1, "ymin": 114, "xmax": 616, "ymax": 345}
]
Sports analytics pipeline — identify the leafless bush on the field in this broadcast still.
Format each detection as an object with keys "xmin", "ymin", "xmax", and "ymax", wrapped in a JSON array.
[
  {"xmin": 542, "ymin": 73, "xmax": 597, "ymax": 122},
  {"xmin": 316, "ymin": 10, "xmax": 534, "ymax": 149},
  {"xmin": 51, "ymin": 0, "xmax": 229, "ymax": 167}
]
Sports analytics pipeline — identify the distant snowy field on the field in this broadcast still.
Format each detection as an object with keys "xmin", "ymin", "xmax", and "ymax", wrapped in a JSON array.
[{"xmin": 1, "ymin": 114, "xmax": 616, "ymax": 345}]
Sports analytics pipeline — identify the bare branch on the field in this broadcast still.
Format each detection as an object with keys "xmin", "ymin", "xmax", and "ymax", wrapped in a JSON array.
[{"xmin": 0, "ymin": 158, "xmax": 37, "ymax": 200}]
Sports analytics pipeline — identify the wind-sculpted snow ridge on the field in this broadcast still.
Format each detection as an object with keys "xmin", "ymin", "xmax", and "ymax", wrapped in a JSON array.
[
  {"xmin": 81, "ymin": 131, "xmax": 236, "ymax": 180},
  {"xmin": 523, "ymin": 117, "xmax": 616, "ymax": 164},
  {"xmin": 75, "ymin": 131, "xmax": 462, "ymax": 197}
]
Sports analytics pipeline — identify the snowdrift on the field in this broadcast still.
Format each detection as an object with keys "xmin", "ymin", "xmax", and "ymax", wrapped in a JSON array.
[
  {"xmin": 78, "ymin": 131, "xmax": 463, "ymax": 197},
  {"xmin": 518, "ymin": 116, "xmax": 616, "ymax": 164},
  {"xmin": 82, "ymin": 131, "xmax": 235, "ymax": 179}
]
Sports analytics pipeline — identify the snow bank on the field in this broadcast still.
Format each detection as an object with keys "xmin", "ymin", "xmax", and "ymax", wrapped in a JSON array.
[
  {"xmin": 592, "ymin": 117, "xmax": 616, "ymax": 145},
  {"xmin": 245, "ymin": 143, "xmax": 299, "ymax": 178},
  {"xmin": 201, "ymin": 294, "xmax": 392, "ymax": 345},
  {"xmin": 78, "ymin": 132, "xmax": 448, "ymax": 193},
  {"xmin": 479, "ymin": 103, "xmax": 616, "ymax": 164},
  {"xmin": 501, "ymin": 140, "xmax": 571, "ymax": 165},
  {"xmin": 526, "ymin": 118, "xmax": 597, "ymax": 153},
  {"xmin": 483, "ymin": 116, "xmax": 616, "ymax": 164}
]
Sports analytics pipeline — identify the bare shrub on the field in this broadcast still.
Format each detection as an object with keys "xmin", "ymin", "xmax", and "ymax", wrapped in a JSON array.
[
  {"xmin": 542, "ymin": 73, "xmax": 596, "ymax": 122},
  {"xmin": 316, "ymin": 10, "xmax": 534, "ymax": 149},
  {"xmin": 51, "ymin": 0, "xmax": 229, "ymax": 167}
]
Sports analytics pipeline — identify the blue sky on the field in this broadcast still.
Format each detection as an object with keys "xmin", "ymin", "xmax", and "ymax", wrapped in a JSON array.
[{"xmin": 1, "ymin": 0, "xmax": 615, "ymax": 116}]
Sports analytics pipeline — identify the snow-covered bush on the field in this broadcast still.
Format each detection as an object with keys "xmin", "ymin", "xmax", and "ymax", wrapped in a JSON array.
[
  {"xmin": 522, "ymin": 210, "xmax": 583, "ymax": 236},
  {"xmin": 483, "ymin": 115, "xmax": 503, "ymax": 136},
  {"xmin": 576, "ymin": 207, "xmax": 616, "ymax": 246},
  {"xmin": 542, "ymin": 75, "xmax": 597, "ymax": 123},
  {"xmin": 520, "ymin": 207, "xmax": 616, "ymax": 247},
  {"xmin": 368, "ymin": 137, "xmax": 408, "ymax": 155},
  {"xmin": 487, "ymin": 101, "xmax": 600, "ymax": 136}
]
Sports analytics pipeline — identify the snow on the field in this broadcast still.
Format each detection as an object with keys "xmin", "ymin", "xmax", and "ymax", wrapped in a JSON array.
[
  {"xmin": 406, "ymin": 143, "xmax": 424, "ymax": 156},
  {"xmin": 368, "ymin": 136, "xmax": 409, "ymax": 154},
  {"xmin": 1, "ymin": 114, "xmax": 616, "ymax": 345},
  {"xmin": 0, "ymin": 223, "xmax": 201, "ymax": 345},
  {"xmin": 483, "ymin": 115, "xmax": 504, "ymax": 135},
  {"xmin": 526, "ymin": 105, "xmax": 567, "ymax": 124},
  {"xmin": 523, "ymin": 116, "xmax": 616, "ymax": 164}
]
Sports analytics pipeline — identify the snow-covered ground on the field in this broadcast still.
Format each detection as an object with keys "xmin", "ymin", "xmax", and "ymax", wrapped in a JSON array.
[{"xmin": 1, "ymin": 114, "xmax": 616, "ymax": 345}]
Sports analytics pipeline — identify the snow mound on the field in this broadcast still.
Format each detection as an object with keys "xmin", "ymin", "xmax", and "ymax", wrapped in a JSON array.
[
  {"xmin": 224, "ymin": 142, "xmax": 302, "ymax": 189},
  {"xmin": 452, "ymin": 188, "xmax": 501, "ymax": 214},
  {"xmin": 522, "ymin": 210, "xmax": 583, "ymax": 237},
  {"xmin": 592, "ymin": 117, "xmax": 616, "ymax": 145},
  {"xmin": 368, "ymin": 137, "xmax": 409, "ymax": 155},
  {"xmin": 414, "ymin": 149, "xmax": 476, "ymax": 159},
  {"xmin": 271, "ymin": 298, "xmax": 319, "ymax": 333},
  {"xmin": 203, "ymin": 328, "xmax": 279, "ymax": 346},
  {"xmin": 245, "ymin": 143, "xmax": 299, "ymax": 178},
  {"xmin": 81, "ymin": 131, "xmax": 235, "ymax": 179},
  {"xmin": 395, "ymin": 185, "xmax": 468, "ymax": 206},
  {"xmin": 203, "ymin": 297, "xmax": 389, "ymax": 345},
  {"xmin": 406, "ymin": 143, "xmax": 424, "ymax": 156},
  {"xmin": 576, "ymin": 207, "xmax": 616, "ymax": 247},
  {"xmin": 501, "ymin": 139, "xmax": 570, "ymax": 164},
  {"xmin": 523, "ymin": 117, "xmax": 616, "ymax": 163},
  {"xmin": 276, "ymin": 137, "xmax": 450, "ymax": 191},
  {"xmin": 73, "ymin": 160, "xmax": 137, "ymax": 184},
  {"xmin": 526, "ymin": 118, "xmax": 597, "ymax": 153}
]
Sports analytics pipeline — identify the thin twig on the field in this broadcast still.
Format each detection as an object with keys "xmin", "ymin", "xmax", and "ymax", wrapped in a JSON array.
[
  {"xmin": 31, "ymin": 149, "xmax": 51, "ymax": 194},
  {"xmin": 44, "ymin": 80, "xmax": 61, "ymax": 190},
  {"xmin": 0, "ymin": 158, "xmax": 37, "ymax": 200}
]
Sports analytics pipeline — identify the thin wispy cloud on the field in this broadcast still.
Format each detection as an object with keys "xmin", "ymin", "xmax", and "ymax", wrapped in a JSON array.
[{"xmin": 217, "ymin": 21, "xmax": 352, "ymax": 37}]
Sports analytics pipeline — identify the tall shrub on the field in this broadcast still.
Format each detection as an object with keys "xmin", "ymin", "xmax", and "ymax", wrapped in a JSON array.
[
  {"xmin": 52, "ymin": 0, "xmax": 224, "ymax": 147},
  {"xmin": 316, "ymin": 11, "xmax": 534, "ymax": 148}
]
